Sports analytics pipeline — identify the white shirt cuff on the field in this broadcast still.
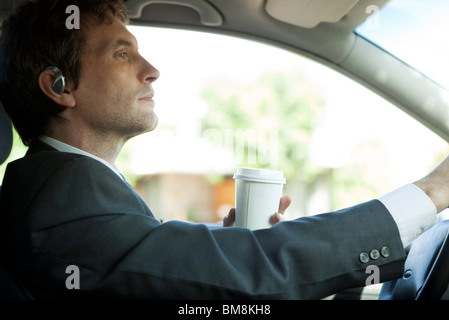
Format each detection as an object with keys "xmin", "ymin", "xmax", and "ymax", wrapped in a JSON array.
[{"xmin": 377, "ymin": 183, "xmax": 437, "ymax": 248}]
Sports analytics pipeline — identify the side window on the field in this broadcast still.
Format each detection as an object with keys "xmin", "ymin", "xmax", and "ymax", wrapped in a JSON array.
[{"xmin": 124, "ymin": 26, "xmax": 448, "ymax": 223}]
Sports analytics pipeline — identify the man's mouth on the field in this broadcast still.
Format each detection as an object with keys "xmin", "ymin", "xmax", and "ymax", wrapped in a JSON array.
[{"xmin": 138, "ymin": 93, "xmax": 154, "ymax": 101}]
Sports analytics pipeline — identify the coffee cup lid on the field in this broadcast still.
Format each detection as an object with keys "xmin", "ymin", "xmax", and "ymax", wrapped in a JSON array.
[{"xmin": 233, "ymin": 167, "xmax": 286, "ymax": 184}]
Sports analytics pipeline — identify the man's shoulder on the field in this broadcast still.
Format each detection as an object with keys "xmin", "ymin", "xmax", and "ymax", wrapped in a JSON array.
[
  {"xmin": 7, "ymin": 139, "xmax": 89, "ymax": 175},
  {"xmin": 3, "ymin": 149, "xmax": 118, "ymax": 191},
  {"xmin": 9, "ymin": 150, "xmax": 95, "ymax": 174}
]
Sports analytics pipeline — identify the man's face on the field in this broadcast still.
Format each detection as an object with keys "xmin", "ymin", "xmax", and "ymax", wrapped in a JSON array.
[{"xmin": 71, "ymin": 18, "xmax": 160, "ymax": 141}]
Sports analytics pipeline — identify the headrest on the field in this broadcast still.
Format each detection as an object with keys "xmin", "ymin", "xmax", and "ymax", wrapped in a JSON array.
[{"xmin": 0, "ymin": 102, "xmax": 13, "ymax": 165}]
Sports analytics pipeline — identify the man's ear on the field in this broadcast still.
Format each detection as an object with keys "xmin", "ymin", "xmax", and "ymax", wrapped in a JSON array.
[{"xmin": 38, "ymin": 68, "xmax": 75, "ymax": 108}]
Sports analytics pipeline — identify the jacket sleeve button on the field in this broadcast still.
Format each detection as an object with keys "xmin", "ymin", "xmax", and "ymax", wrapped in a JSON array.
[
  {"xmin": 370, "ymin": 249, "xmax": 380, "ymax": 260},
  {"xmin": 380, "ymin": 246, "xmax": 390, "ymax": 258},
  {"xmin": 359, "ymin": 252, "xmax": 370, "ymax": 263}
]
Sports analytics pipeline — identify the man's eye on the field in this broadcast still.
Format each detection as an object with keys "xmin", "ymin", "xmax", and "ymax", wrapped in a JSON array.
[{"xmin": 118, "ymin": 52, "xmax": 127, "ymax": 58}]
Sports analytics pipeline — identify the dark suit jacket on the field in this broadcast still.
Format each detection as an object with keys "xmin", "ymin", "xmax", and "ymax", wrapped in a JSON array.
[{"xmin": 0, "ymin": 140, "xmax": 406, "ymax": 299}]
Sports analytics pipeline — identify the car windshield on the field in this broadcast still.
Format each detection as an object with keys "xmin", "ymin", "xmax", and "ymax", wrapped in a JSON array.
[{"xmin": 356, "ymin": 0, "xmax": 449, "ymax": 90}]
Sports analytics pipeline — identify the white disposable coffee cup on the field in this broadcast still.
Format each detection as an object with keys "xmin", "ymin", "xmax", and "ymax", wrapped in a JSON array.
[{"xmin": 233, "ymin": 167, "xmax": 286, "ymax": 230}]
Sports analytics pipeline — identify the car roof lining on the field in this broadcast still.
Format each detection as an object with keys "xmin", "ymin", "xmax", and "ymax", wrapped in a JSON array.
[{"xmin": 127, "ymin": 0, "xmax": 365, "ymax": 29}]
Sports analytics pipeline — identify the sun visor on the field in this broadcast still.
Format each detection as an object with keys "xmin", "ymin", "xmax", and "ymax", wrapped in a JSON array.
[
  {"xmin": 126, "ymin": 0, "xmax": 223, "ymax": 26},
  {"xmin": 265, "ymin": 0, "xmax": 360, "ymax": 28}
]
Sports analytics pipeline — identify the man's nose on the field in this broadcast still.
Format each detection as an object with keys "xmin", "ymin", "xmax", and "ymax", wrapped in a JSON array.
[{"xmin": 140, "ymin": 56, "xmax": 160, "ymax": 84}]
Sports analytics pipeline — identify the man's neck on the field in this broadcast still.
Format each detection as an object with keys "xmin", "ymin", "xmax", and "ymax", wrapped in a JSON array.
[{"xmin": 43, "ymin": 126, "xmax": 125, "ymax": 167}]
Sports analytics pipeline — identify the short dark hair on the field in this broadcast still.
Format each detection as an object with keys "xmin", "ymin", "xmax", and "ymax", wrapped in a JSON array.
[{"xmin": 0, "ymin": 0, "xmax": 129, "ymax": 146}]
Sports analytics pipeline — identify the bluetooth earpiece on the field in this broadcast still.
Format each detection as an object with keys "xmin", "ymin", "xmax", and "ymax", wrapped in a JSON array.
[{"xmin": 45, "ymin": 66, "xmax": 66, "ymax": 94}]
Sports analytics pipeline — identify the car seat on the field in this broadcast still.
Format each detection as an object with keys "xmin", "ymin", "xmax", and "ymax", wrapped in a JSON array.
[{"xmin": 0, "ymin": 102, "xmax": 28, "ymax": 299}]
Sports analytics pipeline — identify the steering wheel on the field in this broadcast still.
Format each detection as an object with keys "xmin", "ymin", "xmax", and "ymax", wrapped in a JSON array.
[{"xmin": 379, "ymin": 219, "xmax": 449, "ymax": 300}]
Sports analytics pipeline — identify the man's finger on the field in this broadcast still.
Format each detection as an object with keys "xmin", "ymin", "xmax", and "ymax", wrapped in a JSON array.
[
  {"xmin": 278, "ymin": 195, "xmax": 292, "ymax": 214},
  {"xmin": 269, "ymin": 212, "xmax": 283, "ymax": 225},
  {"xmin": 223, "ymin": 208, "xmax": 236, "ymax": 227}
]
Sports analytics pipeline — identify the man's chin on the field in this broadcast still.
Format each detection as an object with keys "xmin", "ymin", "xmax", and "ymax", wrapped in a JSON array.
[
  {"xmin": 140, "ymin": 116, "xmax": 158, "ymax": 135},
  {"xmin": 124, "ymin": 117, "xmax": 158, "ymax": 141},
  {"xmin": 146, "ymin": 116, "xmax": 158, "ymax": 132}
]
